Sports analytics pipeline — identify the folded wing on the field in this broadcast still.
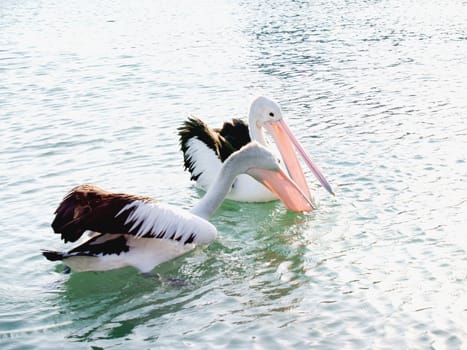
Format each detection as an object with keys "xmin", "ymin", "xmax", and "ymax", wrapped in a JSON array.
[{"xmin": 51, "ymin": 184, "xmax": 217, "ymax": 245}]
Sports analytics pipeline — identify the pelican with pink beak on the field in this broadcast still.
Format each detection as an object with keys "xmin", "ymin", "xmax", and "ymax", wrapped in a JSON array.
[
  {"xmin": 42, "ymin": 143, "xmax": 313, "ymax": 273},
  {"xmin": 179, "ymin": 96, "xmax": 334, "ymax": 203}
]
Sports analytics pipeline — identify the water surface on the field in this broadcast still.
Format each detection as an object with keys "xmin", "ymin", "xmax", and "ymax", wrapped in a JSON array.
[{"xmin": 1, "ymin": 0, "xmax": 466, "ymax": 348}]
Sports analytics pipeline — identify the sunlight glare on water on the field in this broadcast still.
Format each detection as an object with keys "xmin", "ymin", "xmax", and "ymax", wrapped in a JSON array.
[{"xmin": 1, "ymin": 0, "xmax": 466, "ymax": 349}]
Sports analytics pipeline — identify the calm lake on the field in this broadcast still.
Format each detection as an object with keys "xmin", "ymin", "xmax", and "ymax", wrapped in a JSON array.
[{"xmin": 1, "ymin": 0, "xmax": 466, "ymax": 348}]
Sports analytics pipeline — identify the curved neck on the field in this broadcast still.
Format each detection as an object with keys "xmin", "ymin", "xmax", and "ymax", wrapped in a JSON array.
[{"xmin": 190, "ymin": 159, "xmax": 240, "ymax": 220}]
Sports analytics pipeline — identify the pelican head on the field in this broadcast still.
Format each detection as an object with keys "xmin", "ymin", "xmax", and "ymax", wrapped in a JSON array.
[
  {"xmin": 191, "ymin": 141, "xmax": 315, "ymax": 216},
  {"xmin": 247, "ymin": 96, "xmax": 334, "ymax": 198},
  {"xmin": 226, "ymin": 142, "xmax": 314, "ymax": 212},
  {"xmin": 248, "ymin": 96, "xmax": 284, "ymax": 133}
]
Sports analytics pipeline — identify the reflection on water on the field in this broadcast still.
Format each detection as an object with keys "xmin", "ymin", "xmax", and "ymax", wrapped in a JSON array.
[
  {"xmin": 60, "ymin": 270, "xmax": 194, "ymax": 341},
  {"xmin": 1, "ymin": 0, "xmax": 466, "ymax": 348}
]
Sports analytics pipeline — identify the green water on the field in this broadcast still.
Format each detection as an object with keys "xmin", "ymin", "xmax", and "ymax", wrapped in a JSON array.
[{"xmin": 1, "ymin": 0, "xmax": 466, "ymax": 348}]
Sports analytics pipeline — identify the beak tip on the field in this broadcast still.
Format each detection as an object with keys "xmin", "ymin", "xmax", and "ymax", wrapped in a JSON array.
[{"xmin": 324, "ymin": 184, "xmax": 335, "ymax": 196}]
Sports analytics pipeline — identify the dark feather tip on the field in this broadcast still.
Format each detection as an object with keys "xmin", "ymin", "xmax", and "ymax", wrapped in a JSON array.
[{"xmin": 42, "ymin": 250, "xmax": 65, "ymax": 261}]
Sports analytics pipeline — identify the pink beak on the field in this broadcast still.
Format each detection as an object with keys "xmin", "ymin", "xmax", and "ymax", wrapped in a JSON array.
[
  {"xmin": 247, "ymin": 167, "xmax": 314, "ymax": 212},
  {"xmin": 263, "ymin": 119, "xmax": 335, "ymax": 197}
]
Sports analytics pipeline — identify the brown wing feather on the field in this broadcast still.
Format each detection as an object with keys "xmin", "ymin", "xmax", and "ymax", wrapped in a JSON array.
[{"xmin": 51, "ymin": 184, "xmax": 154, "ymax": 243}]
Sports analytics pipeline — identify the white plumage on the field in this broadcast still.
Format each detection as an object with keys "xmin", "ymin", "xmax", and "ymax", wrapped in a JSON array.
[
  {"xmin": 117, "ymin": 200, "xmax": 217, "ymax": 243},
  {"xmin": 42, "ymin": 142, "xmax": 313, "ymax": 274}
]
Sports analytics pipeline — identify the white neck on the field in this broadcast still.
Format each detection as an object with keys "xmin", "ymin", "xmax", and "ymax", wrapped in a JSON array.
[
  {"xmin": 248, "ymin": 120, "xmax": 267, "ymax": 145},
  {"xmin": 190, "ymin": 158, "xmax": 241, "ymax": 220}
]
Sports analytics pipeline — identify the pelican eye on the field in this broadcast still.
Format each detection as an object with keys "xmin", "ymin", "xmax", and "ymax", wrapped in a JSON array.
[{"xmin": 269, "ymin": 112, "xmax": 274, "ymax": 117}]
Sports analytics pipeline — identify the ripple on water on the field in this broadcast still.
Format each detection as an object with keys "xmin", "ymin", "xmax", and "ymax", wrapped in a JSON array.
[{"xmin": 1, "ymin": 0, "xmax": 467, "ymax": 348}]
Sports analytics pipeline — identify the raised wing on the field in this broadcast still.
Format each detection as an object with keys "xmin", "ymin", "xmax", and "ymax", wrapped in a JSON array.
[
  {"xmin": 216, "ymin": 118, "xmax": 251, "ymax": 152},
  {"xmin": 178, "ymin": 117, "xmax": 251, "ymax": 187}
]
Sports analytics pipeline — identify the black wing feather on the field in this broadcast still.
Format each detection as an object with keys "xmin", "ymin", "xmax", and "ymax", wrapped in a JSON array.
[
  {"xmin": 42, "ymin": 234, "xmax": 130, "ymax": 261},
  {"xmin": 217, "ymin": 118, "xmax": 251, "ymax": 151}
]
